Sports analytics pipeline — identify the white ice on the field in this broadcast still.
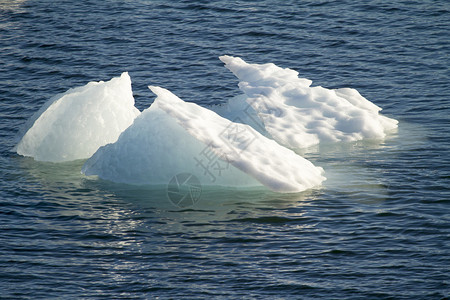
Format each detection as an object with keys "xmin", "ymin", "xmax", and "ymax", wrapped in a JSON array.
[
  {"xmin": 14, "ymin": 73, "xmax": 140, "ymax": 162},
  {"xmin": 15, "ymin": 56, "xmax": 399, "ymax": 193},
  {"xmin": 218, "ymin": 56, "xmax": 398, "ymax": 149},
  {"xmin": 82, "ymin": 87, "xmax": 325, "ymax": 193}
]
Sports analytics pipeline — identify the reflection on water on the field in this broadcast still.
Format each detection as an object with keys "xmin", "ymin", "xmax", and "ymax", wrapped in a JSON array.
[
  {"xmin": 0, "ymin": 0, "xmax": 27, "ymax": 12},
  {"xmin": 13, "ymin": 152, "xmax": 319, "ymax": 261}
]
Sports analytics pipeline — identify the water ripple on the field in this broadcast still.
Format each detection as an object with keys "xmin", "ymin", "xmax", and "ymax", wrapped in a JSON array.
[{"xmin": 0, "ymin": 0, "xmax": 449, "ymax": 298}]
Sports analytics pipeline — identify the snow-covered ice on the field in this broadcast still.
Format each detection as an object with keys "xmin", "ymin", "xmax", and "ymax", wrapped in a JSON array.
[
  {"xmin": 14, "ymin": 73, "xmax": 140, "ymax": 162},
  {"xmin": 15, "ymin": 56, "xmax": 399, "ymax": 193},
  {"xmin": 82, "ymin": 97, "xmax": 261, "ymax": 188},
  {"xmin": 82, "ymin": 87, "xmax": 325, "ymax": 193},
  {"xmin": 219, "ymin": 56, "xmax": 398, "ymax": 149}
]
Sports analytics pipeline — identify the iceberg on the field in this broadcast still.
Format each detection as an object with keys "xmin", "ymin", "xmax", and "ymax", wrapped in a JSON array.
[
  {"xmin": 219, "ymin": 56, "xmax": 398, "ymax": 149},
  {"xmin": 82, "ymin": 87, "xmax": 325, "ymax": 193},
  {"xmin": 14, "ymin": 73, "xmax": 140, "ymax": 162},
  {"xmin": 14, "ymin": 56, "xmax": 399, "ymax": 194}
]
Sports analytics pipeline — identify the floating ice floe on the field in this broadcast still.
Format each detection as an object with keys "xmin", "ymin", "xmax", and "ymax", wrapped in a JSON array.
[
  {"xmin": 218, "ymin": 56, "xmax": 398, "ymax": 149},
  {"xmin": 15, "ymin": 56, "xmax": 398, "ymax": 193},
  {"xmin": 14, "ymin": 73, "xmax": 140, "ymax": 162},
  {"xmin": 82, "ymin": 87, "xmax": 325, "ymax": 193}
]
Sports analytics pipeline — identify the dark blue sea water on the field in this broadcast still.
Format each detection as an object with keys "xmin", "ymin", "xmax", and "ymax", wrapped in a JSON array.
[{"xmin": 1, "ymin": 0, "xmax": 449, "ymax": 299}]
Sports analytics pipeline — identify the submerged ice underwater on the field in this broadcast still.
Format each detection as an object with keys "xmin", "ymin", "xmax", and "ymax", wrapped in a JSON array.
[{"xmin": 14, "ymin": 56, "xmax": 398, "ymax": 195}]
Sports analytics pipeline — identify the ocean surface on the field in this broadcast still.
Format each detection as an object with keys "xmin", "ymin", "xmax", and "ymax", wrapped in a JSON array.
[{"xmin": 1, "ymin": 0, "xmax": 449, "ymax": 299}]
